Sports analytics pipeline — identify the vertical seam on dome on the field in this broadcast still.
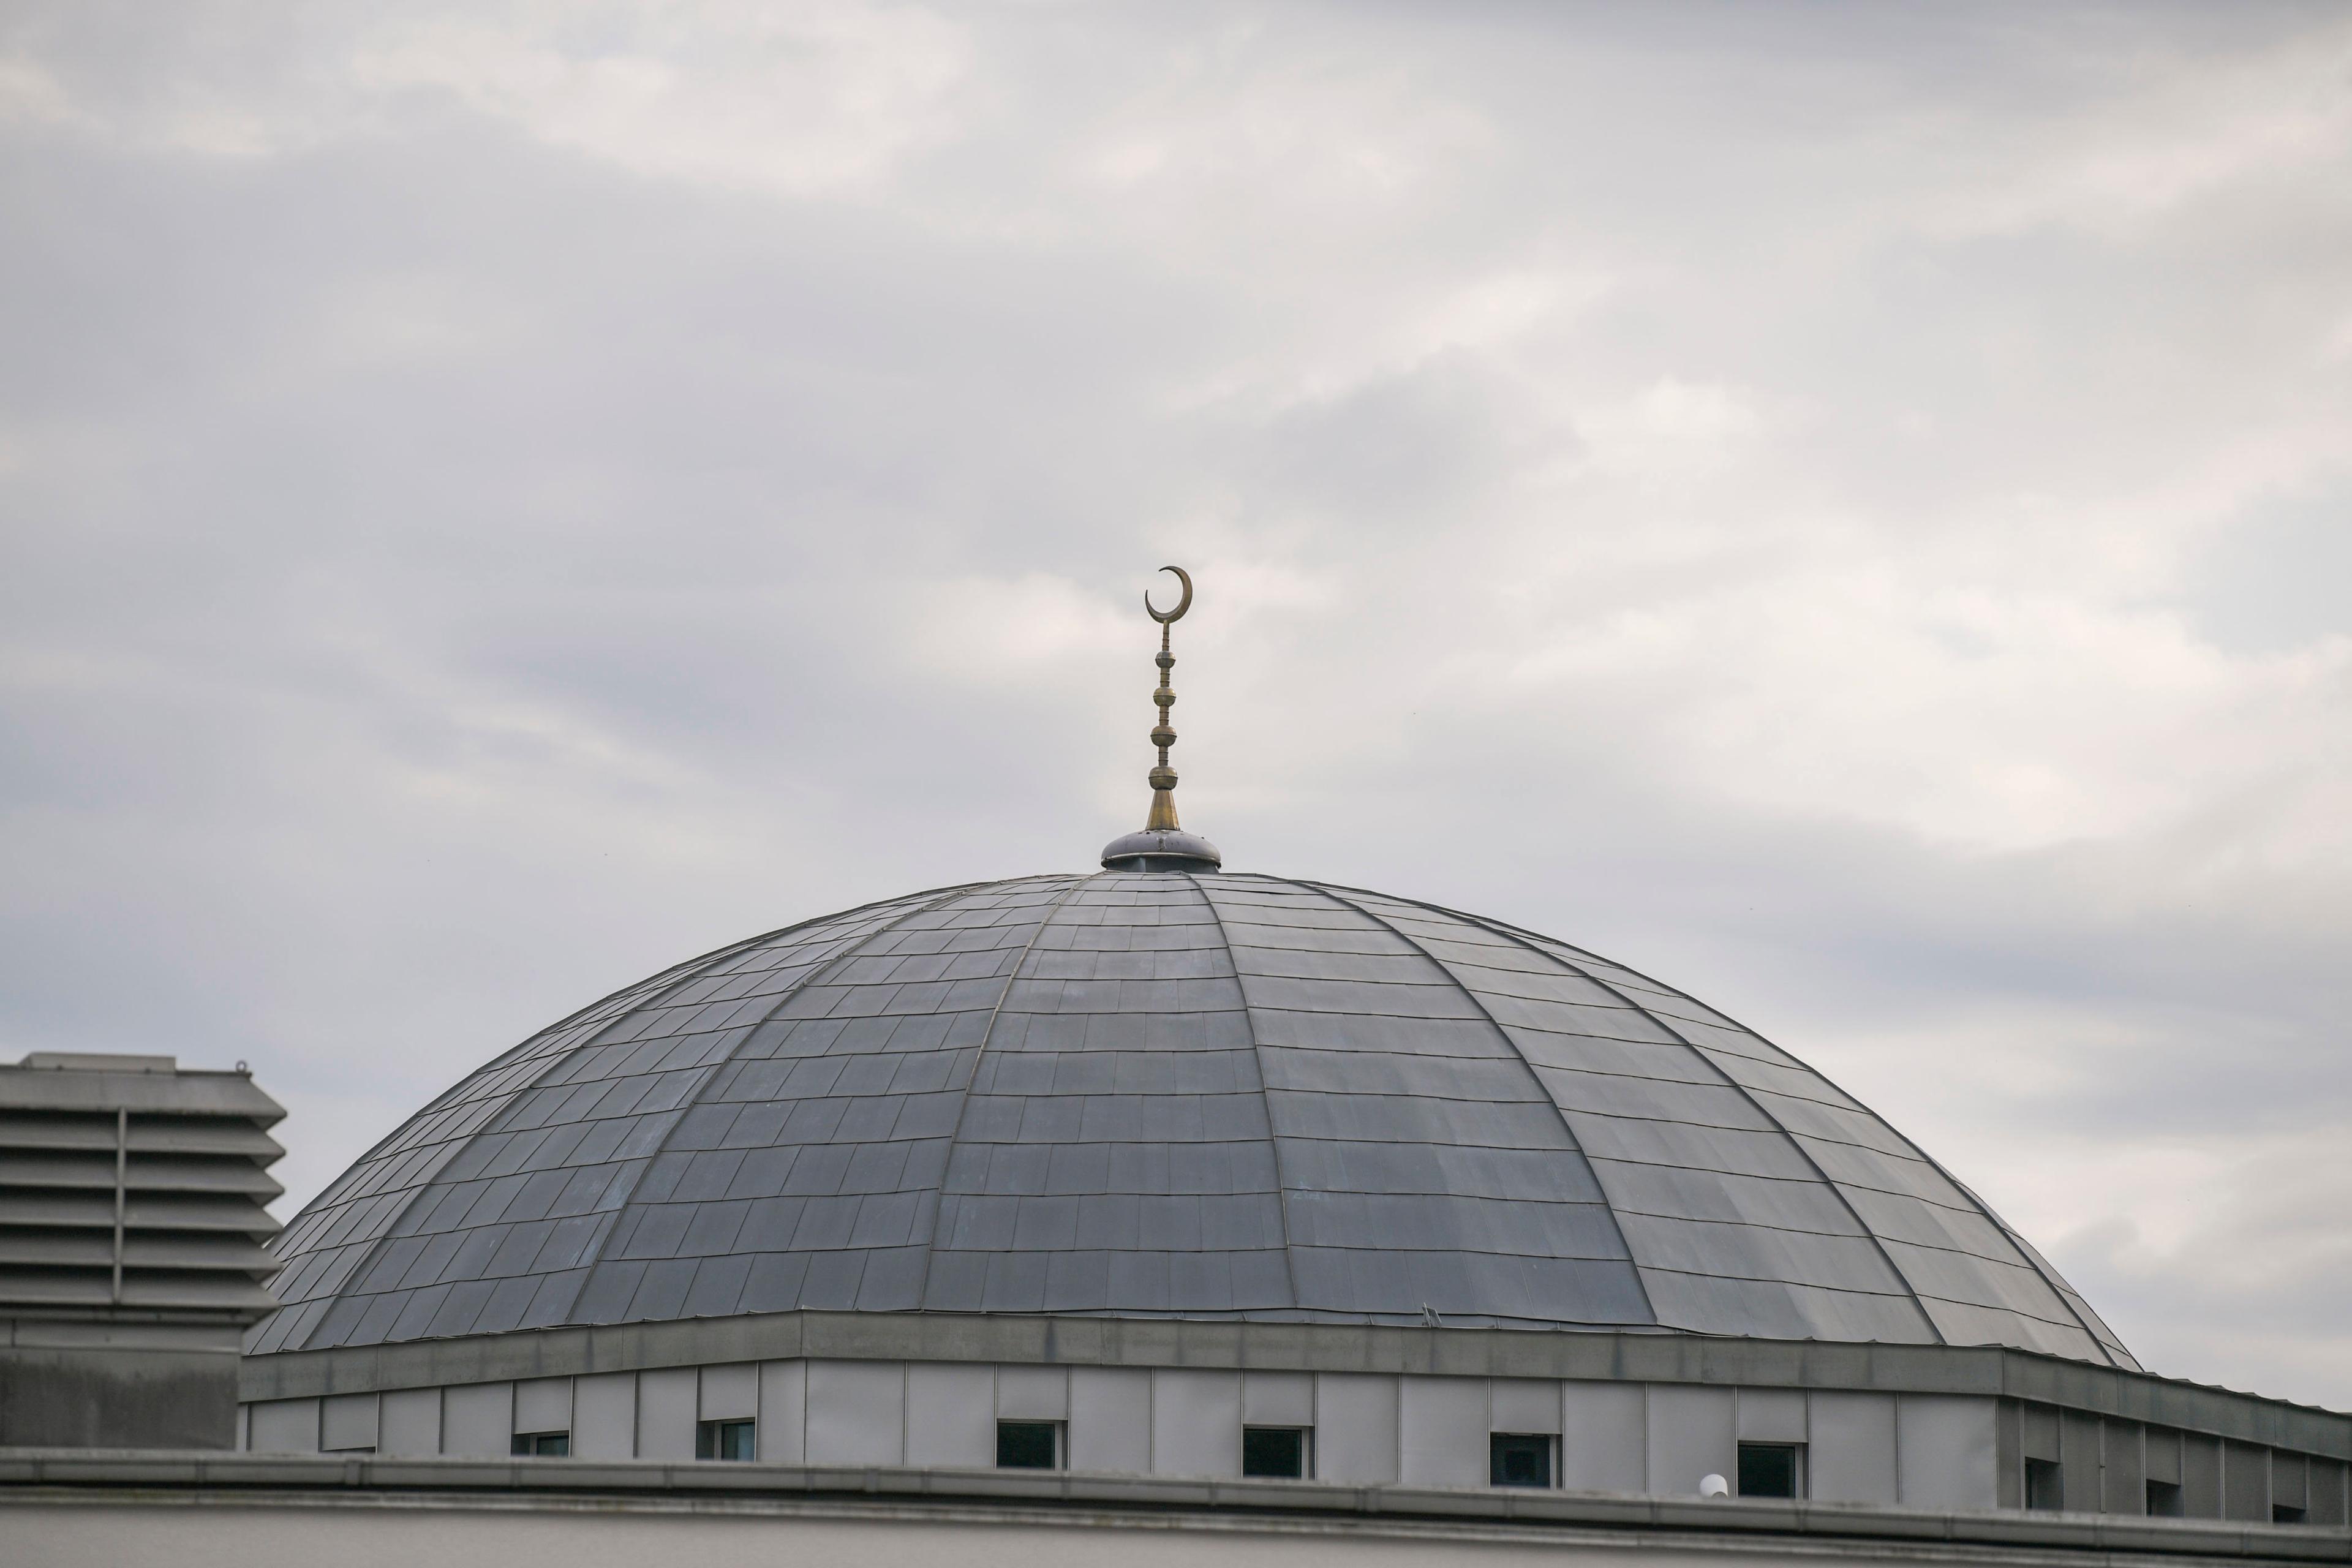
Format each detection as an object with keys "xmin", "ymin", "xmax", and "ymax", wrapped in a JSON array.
[
  {"xmin": 603, "ymin": 876, "xmax": 1070, "ymax": 1322},
  {"xmin": 1427, "ymin": 902, "xmax": 2122, "ymax": 1368},
  {"xmin": 269, "ymin": 912, "xmax": 878, "ymax": 1352},
  {"xmin": 278, "ymin": 881, "xmax": 996, "ymax": 1354},
  {"xmin": 276, "ymin": 883, "xmax": 996, "ymax": 1245},
  {"xmin": 1296, "ymin": 878, "xmax": 1659, "ymax": 1330},
  {"xmin": 1185, "ymin": 871, "xmax": 1303, "ymax": 1319},
  {"xmin": 1350, "ymin": 888, "xmax": 1950, "ymax": 1349},
  {"xmin": 913, "ymin": 875, "xmax": 1094, "ymax": 1313},
  {"xmin": 300, "ymin": 931, "xmax": 778, "ymax": 1209}
]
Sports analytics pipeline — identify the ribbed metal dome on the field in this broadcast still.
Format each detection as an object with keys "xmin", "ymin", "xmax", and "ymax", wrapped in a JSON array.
[{"xmin": 249, "ymin": 872, "xmax": 2135, "ymax": 1368}]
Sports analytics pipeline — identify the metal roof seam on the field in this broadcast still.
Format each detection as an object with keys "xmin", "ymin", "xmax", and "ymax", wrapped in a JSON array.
[
  {"xmin": 263, "ymin": 902, "xmax": 905, "ymax": 1354},
  {"xmin": 1454, "ymin": 907, "xmax": 1952, "ymax": 1350},
  {"xmin": 1464, "ymin": 911, "xmax": 2130, "ymax": 1370},
  {"xmin": 581, "ymin": 878, "xmax": 1041, "ymax": 1328},
  {"xmin": 910, "ymin": 875, "xmax": 1093, "ymax": 1313},
  {"xmin": 1186, "ymin": 872, "xmax": 1305, "ymax": 1315},
  {"xmin": 1303, "ymin": 880, "xmax": 1946, "ymax": 1350},
  {"xmin": 1292, "ymin": 878, "xmax": 1660, "ymax": 1331}
]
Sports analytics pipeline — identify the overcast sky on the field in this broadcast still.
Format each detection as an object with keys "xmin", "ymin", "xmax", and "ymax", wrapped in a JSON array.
[{"xmin": 4, "ymin": 2, "xmax": 2348, "ymax": 1408}]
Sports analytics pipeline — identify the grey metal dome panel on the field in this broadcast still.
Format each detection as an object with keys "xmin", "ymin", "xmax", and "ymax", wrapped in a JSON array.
[{"xmin": 250, "ymin": 872, "xmax": 2135, "ymax": 1370}]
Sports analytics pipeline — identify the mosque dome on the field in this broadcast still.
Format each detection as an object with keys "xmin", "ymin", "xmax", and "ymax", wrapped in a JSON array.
[{"xmin": 248, "ymin": 869, "xmax": 2135, "ymax": 1370}]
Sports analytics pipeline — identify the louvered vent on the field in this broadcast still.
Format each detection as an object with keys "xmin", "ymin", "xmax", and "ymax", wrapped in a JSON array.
[{"xmin": 0, "ymin": 1053, "xmax": 285, "ymax": 1324}]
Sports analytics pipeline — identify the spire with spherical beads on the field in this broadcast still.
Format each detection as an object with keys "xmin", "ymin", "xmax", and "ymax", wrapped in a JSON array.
[{"xmin": 1101, "ymin": 565, "xmax": 1221, "ymax": 871}]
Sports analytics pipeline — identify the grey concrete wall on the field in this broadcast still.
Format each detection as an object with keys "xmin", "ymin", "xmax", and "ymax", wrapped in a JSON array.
[
  {"xmin": 236, "ymin": 1313, "xmax": 2352, "ymax": 1466},
  {"xmin": 2, "ymin": 1333, "xmax": 241, "ymax": 1449},
  {"xmin": 908, "ymin": 1362, "xmax": 994, "ymax": 1468},
  {"xmin": 1071, "ymin": 1366, "xmax": 1150, "ymax": 1474},
  {"xmin": 1316, "ymin": 1373, "xmax": 1398, "ymax": 1483},
  {"xmin": 244, "ymin": 1360, "xmax": 2008, "ymax": 1510},
  {"xmin": 1153, "ymin": 1368, "xmax": 1241, "ymax": 1477},
  {"xmin": 1401, "ymin": 1376, "xmax": 1486, "ymax": 1488},
  {"xmin": 1898, "ymin": 1395, "xmax": 1997, "ymax": 1512},
  {"xmin": 233, "ymin": 1357, "xmax": 2346, "ymax": 1525}
]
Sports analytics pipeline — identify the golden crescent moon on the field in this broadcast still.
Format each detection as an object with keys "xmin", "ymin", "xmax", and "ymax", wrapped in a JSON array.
[{"xmin": 1145, "ymin": 564, "xmax": 1193, "ymax": 624}]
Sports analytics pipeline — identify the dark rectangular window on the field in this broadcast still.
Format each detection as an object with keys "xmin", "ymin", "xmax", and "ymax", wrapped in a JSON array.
[
  {"xmin": 510, "ymin": 1432, "xmax": 568, "ymax": 1457},
  {"xmin": 996, "ymin": 1420, "xmax": 1061, "ymax": 1469},
  {"xmin": 696, "ymin": 1419, "xmax": 755, "ymax": 1461},
  {"xmin": 1490, "ymin": 1433, "xmax": 1553, "ymax": 1488},
  {"xmin": 2146, "ymin": 1479, "xmax": 2183, "ymax": 1517},
  {"xmin": 2274, "ymin": 1504, "xmax": 2307, "ymax": 1526},
  {"xmin": 2024, "ymin": 1458, "xmax": 2064, "ymax": 1512},
  {"xmin": 1242, "ymin": 1427, "xmax": 1310, "ymax": 1479},
  {"xmin": 1738, "ymin": 1442, "xmax": 1803, "ymax": 1499}
]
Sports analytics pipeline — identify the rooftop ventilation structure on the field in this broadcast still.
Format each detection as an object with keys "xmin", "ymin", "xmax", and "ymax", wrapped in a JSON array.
[{"xmin": 1, "ymin": 1050, "xmax": 285, "ymax": 1447}]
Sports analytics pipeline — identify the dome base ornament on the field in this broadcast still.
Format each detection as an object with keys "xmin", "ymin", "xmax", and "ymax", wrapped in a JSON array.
[{"xmin": 1099, "ymin": 828, "xmax": 1223, "ymax": 872}]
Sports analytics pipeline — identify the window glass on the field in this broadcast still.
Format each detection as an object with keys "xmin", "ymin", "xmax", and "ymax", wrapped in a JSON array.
[
  {"xmin": 510, "ymin": 1432, "xmax": 568, "ymax": 1457},
  {"xmin": 2024, "ymin": 1457, "xmax": 2063, "ymax": 1511},
  {"xmin": 696, "ymin": 1419, "xmax": 755, "ymax": 1461},
  {"xmin": 1242, "ymin": 1427, "xmax": 1309, "ymax": 1479},
  {"xmin": 1490, "ymin": 1433, "xmax": 1553, "ymax": 1488},
  {"xmin": 2274, "ymin": 1505, "xmax": 2307, "ymax": 1526},
  {"xmin": 2146, "ymin": 1479, "xmax": 2183, "ymax": 1517},
  {"xmin": 1738, "ymin": 1442, "xmax": 1803, "ymax": 1499},
  {"xmin": 997, "ymin": 1421, "xmax": 1060, "ymax": 1470}
]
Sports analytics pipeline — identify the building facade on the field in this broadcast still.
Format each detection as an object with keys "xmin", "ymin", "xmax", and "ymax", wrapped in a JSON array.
[{"xmin": 227, "ymin": 872, "xmax": 2351, "ymax": 1527}]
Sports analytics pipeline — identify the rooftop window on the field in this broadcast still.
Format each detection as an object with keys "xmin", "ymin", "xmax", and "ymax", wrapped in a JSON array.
[
  {"xmin": 2024, "ymin": 1458, "xmax": 2063, "ymax": 1511},
  {"xmin": 510, "ymin": 1432, "xmax": 568, "ymax": 1457},
  {"xmin": 1738, "ymin": 1442, "xmax": 1804, "ymax": 1499},
  {"xmin": 2146, "ymin": 1479, "xmax": 2183, "ymax": 1517},
  {"xmin": 1242, "ymin": 1427, "xmax": 1311, "ymax": 1480},
  {"xmin": 696, "ymin": 1419, "xmax": 754, "ymax": 1461},
  {"xmin": 1490, "ymin": 1433, "xmax": 1554, "ymax": 1488},
  {"xmin": 996, "ymin": 1420, "xmax": 1061, "ymax": 1470}
]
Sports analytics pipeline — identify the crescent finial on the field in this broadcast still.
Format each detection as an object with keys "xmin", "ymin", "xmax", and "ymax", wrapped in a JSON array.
[{"xmin": 1145, "ymin": 564, "xmax": 1193, "ymax": 624}]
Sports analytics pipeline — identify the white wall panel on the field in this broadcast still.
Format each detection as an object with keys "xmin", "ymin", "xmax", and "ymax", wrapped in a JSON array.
[
  {"xmin": 907, "ymin": 1363, "xmax": 995, "ymax": 1469},
  {"xmin": 758, "ymin": 1361, "xmax": 807, "ymax": 1463},
  {"xmin": 248, "ymin": 1398, "xmax": 320, "ymax": 1454},
  {"xmin": 1898, "ymin": 1395, "xmax": 1997, "ymax": 1511},
  {"xmin": 514, "ymin": 1378, "xmax": 571, "ymax": 1437},
  {"xmin": 1243, "ymin": 1371, "xmax": 1314, "ymax": 1427},
  {"xmin": 1069, "ymin": 1366, "xmax": 1150, "ymax": 1476},
  {"xmin": 1737, "ymin": 1389, "xmax": 1806, "ymax": 1442},
  {"xmin": 1809, "ymin": 1392, "xmax": 1897, "ymax": 1503},
  {"xmin": 806, "ymin": 1360, "xmax": 905, "ymax": 1464},
  {"xmin": 995, "ymin": 1364, "xmax": 1069, "ymax": 1421},
  {"xmin": 1150, "ymin": 1369, "xmax": 1240, "ymax": 1479},
  {"xmin": 1400, "ymin": 1376, "xmax": 1486, "ymax": 1487},
  {"xmin": 1313, "ymin": 1374, "xmax": 1398, "ymax": 1485},
  {"xmin": 1561, "ymin": 1381, "xmax": 1645, "ymax": 1493},
  {"xmin": 442, "ymin": 1383, "xmax": 513, "ymax": 1459},
  {"xmin": 572, "ymin": 1373, "xmax": 635, "ymax": 1460},
  {"xmin": 635, "ymin": 1368, "xmax": 697, "ymax": 1461},
  {"xmin": 1491, "ymin": 1379, "xmax": 1561, "ymax": 1435},
  {"xmin": 378, "ymin": 1389, "xmax": 442, "ymax": 1457},
  {"xmin": 699, "ymin": 1363, "xmax": 758, "ymax": 1421},
  {"xmin": 320, "ymin": 1393, "xmax": 378, "ymax": 1453},
  {"xmin": 1646, "ymin": 1385, "xmax": 1733, "ymax": 1499}
]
